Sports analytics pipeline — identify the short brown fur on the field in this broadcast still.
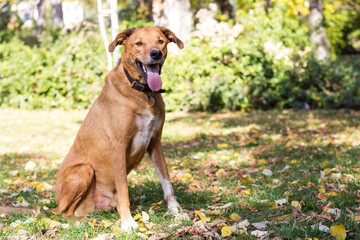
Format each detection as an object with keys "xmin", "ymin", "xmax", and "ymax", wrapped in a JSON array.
[{"xmin": 54, "ymin": 27, "xmax": 183, "ymax": 231}]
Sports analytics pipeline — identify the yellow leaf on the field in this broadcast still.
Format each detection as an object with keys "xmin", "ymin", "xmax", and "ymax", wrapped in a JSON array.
[
  {"xmin": 219, "ymin": 143, "xmax": 228, "ymax": 148},
  {"xmin": 230, "ymin": 213, "xmax": 241, "ymax": 221},
  {"xmin": 257, "ymin": 159, "xmax": 267, "ymax": 165},
  {"xmin": 138, "ymin": 225, "xmax": 148, "ymax": 232},
  {"xmin": 216, "ymin": 169, "xmax": 226, "ymax": 177},
  {"xmin": 195, "ymin": 211, "xmax": 210, "ymax": 223},
  {"xmin": 323, "ymin": 168, "xmax": 332, "ymax": 175},
  {"xmin": 291, "ymin": 159, "xmax": 298, "ymax": 164},
  {"xmin": 221, "ymin": 226, "xmax": 233, "ymax": 237},
  {"xmin": 327, "ymin": 190, "xmax": 341, "ymax": 197},
  {"xmin": 88, "ymin": 220, "xmax": 96, "ymax": 228},
  {"xmin": 102, "ymin": 220, "xmax": 111, "ymax": 228},
  {"xmin": 243, "ymin": 190, "xmax": 250, "ymax": 195},
  {"xmin": 291, "ymin": 201, "xmax": 301, "ymax": 209},
  {"xmin": 320, "ymin": 161, "xmax": 328, "ymax": 168},
  {"xmin": 183, "ymin": 173, "xmax": 192, "ymax": 178},
  {"xmin": 349, "ymin": 214, "xmax": 360, "ymax": 222},
  {"xmin": 269, "ymin": 202, "xmax": 277, "ymax": 207},
  {"xmin": 40, "ymin": 218, "xmax": 52, "ymax": 228},
  {"xmin": 111, "ymin": 225, "xmax": 123, "ymax": 234},
  {"xmin": 330, "ymin": 224, "xmax": 346, "ymax": 240},
  {"xmin": 4, "ymin": 179, "xmax": 12, "ymax": 184},
  {"xmin": 133, "ymin": 213, "xmax": 142, "ymax": 221}
]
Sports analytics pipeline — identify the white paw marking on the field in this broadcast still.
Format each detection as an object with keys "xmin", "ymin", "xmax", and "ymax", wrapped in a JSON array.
[
  {"xmin": 167, "ymin": 197, "xmax": 182, "ymax": 216},
  {"xmin": 121, "ymin": 218, "xmax": 138, "ymax": 232}
]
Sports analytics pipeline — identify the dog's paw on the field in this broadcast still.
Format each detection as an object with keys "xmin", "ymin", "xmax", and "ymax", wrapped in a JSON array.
[
  {"xmin": 121, "ymin": 218, "xmax": 138, "ymax": 232},
  {"xmin": 167, "ymin": 198, "xmax": 182, "ymax": 216}
]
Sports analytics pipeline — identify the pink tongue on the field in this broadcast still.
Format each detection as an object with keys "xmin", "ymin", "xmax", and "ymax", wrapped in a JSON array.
[{"xmin": 146, "ymin": 64, "xmax": 162, "ymax": 92}]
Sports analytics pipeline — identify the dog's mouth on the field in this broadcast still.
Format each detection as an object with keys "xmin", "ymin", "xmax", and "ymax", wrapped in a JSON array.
[{"xmin": 136, "ymin": 60, "xmax": 163, "ymax": 92}]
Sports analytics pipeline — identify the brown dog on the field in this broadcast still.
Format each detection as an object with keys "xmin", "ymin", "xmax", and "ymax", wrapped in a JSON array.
[{"xmin": 55, "ymin": 27, "xmax": 184, "ymax": 231}]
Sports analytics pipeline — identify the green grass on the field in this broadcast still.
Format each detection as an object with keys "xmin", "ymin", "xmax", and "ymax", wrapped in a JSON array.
[{"xmin": 0, "ymin": 109, "xmax": 359, "ymax": 239}]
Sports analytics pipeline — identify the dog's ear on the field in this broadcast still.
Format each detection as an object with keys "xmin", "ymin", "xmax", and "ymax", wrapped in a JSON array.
[
  {"xmin": 158, "ymin": 27, "xmax": 184, "ymax": 49},
  {"xmin": 108, "ymin": 28, "xmax": 136, "ymax": 52}
]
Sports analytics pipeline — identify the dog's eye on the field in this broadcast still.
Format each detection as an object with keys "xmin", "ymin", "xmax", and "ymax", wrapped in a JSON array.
[
  {"xmin": 158, "ymin": 40, "xmax": 164, "ymax": 44},
  {"xmin": 136, "ymin": 41, "xmax": 143, "ymax": 46}
]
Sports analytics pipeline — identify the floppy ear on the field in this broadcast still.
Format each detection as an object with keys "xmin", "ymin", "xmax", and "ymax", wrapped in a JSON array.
[
  {"xmin": 108, "ymin": 28, "xmax": 136, "ymax": 52},
  {"xmin": 158, "ymin": 27, "xmax": 184, "ymax": 49}
]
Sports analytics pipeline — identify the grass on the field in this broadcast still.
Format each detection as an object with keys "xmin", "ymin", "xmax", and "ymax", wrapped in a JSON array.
[{"xmin": 0, "ymin": 108, "xmax": 359, "ymax": 239}]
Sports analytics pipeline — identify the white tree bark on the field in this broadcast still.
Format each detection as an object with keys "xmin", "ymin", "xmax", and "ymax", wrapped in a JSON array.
[
  {"xmin": 37, "ymin": 0, "xmax": 46, "ymax": 32},
  {"xmin": 50, "ymin": 0, "xmax": 64, "ymax": 27},
  {"xmin": 308, "ymin": 0, "xmax": 331, "ymax": 61},
  {"xmin": 109, "ymin": 0, "xmax": 119, "ymax": 65},
  {"xmin": 97, "ymin": 0, "xmax": 113, "ymax": 71},
  {"xmin": 152, "ymin": 0, "xmax": 193, "ymax": 42}
]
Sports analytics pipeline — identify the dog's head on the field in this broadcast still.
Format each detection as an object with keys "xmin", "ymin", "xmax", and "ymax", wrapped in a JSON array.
[{"xmin": 108, "ymin": 27, "xmax": 183, "ymax": 92}]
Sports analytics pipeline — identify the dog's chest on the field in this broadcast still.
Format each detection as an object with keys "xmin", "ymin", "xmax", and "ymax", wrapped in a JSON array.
[{"xmin": 131, "ymin": 109, "xmax": 161, "ymax": 155}]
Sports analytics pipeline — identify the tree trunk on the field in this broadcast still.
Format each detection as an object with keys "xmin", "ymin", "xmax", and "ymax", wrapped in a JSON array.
[
  {"xmin": 264, "ymin": 0, "xmax": 271, "ymax": 13},
  {"xmin": 152, "ymin": 0, "xmax": 193, "ymax": 42},
  {"xmin": 97, "ymin": 0, "xmax": 113, "ymax": 71},
  {"xmin": 308, "ymin": 0, "xmax": 331, "ymax": 61},
  {"xmin": 37, "ymin": 0, "xmax": 46, "ymax": 32},
  {"xmin": 109, "ymin": 0, "xmax": 119, "ymax": 65},
  {"xmin": 215, "ymin": 0, "xmax": 233, "ymax": 19},
  {"xmin": 50, "ymin": 0, "xmax": 64, "ymax": 28}
]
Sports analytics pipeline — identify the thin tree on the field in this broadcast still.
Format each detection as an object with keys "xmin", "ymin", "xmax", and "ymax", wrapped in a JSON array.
[
  {"xmin": 50, "ymin": 0, "xmax": 64, "ymax": 27},
  {"xmin": 308, "ymin": 0, "xmax": 331, "ymax": 60},
  {"xmin": 37, "ymin": 0, "xmax": 46, "ymax": 32},
  {"xmin": 152, "ymin": 0, "xmax": 193, "ymax": 41}
]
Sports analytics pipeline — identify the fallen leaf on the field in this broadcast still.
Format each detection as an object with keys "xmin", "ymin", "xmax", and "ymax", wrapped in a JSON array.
[
  {"xmin": 49, "ymin": 220, "xmax": 61, "ymax": 229},
  {"xmin": 148, "ymin": 233, "xmax": 169, "ymax": 240},
  {"xmin": 311, "ymin": 222, "xmax": 330, "ymax": 233},
  {"xmin": 327, "ymin": 208, "xmax": 341, "ymax": 219},
  {"xmin": 291, "ymin": 201, "xmax": 301, "ymax": 209},
  {"xmin": 110, "ymin": 225, "xmax": 122, "ymax": 234},
  {"xmin": 330, "ymin": 224, "xmax": 346, "ymax": 240},
  {"xmin": 142, "ymin": 211, "xmax": 150, "ymax": 222},
  {"xmin": 262, "ymin": 169, "xmax": 273, "ymax": 176},
  {"xmin": 275, "ymin": 198, "xmax": 287, "ymax": 206},
  {"xmin": 102, "ymin": 220, "xmax": 111, "ymax": 228},
  {"xmin": 251, "ymin": 230, "xmax": 269, "ymax": 239},
  {"xmin": 229, "ymin": 213, "xmax": 241, "ymax": 221},
  {"xmin": 237, "ymin": 219, "xmax": 250, "ymax": 229},
  {"xmin": 221, "ymin": 226, "xmax": 233, "ymax": 237},
  {"xmin": 195, "ymin": 211, "xmax": 210, "ymax": 223},
  {"xmin": 24, "ymin": 161, "xmax": 36, "ymax": 171},
  {"xmin": 252, "ymin": 221, "xmax": 268, "ymax": 230}
]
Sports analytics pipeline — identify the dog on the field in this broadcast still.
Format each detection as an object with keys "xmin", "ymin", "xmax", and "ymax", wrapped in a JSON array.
[{"xmin": 54, "ymin": 27, "xmax": 184, "ymax": 231}]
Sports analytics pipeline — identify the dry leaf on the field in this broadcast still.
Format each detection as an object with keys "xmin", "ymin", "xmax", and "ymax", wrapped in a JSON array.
[
  {"xmin": 229, "ymin": 213, "xmax": 241, "ymax": 221},
  {"xmin": 330, "ymin": 225, "xmax": 346, "ymax": 240},
  {"xmin": 195, "ymin": 211, "xmax": 210, "ymax": 223},
  {"xmin": 291, "ymin": 201, "xmax": 301, "ymax": 209},
  {"xmin": 251, "ymin": 230, "xmax": 269, "ymax": 239},
  {"xmin": 252, "ymin": 221, "xmax": 268, "ymax": 230},
  {"xmin": 221, "ymin": 226, "xmax": 233, "ymax": 237},
  {"xmin": 262, "ymin": 169, "xmax": 273, "ymax": 176}
]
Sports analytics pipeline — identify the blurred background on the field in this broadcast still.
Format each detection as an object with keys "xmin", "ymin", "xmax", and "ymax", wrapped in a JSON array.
[{"xmin": 0, "ymin": 0, "xmax": 360, "ymax": 112}]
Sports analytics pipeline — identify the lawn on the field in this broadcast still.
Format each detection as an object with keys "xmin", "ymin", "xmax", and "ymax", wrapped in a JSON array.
[{"xmin": 0, "ymin": 109, "xmax": 359, "ymax": 239}]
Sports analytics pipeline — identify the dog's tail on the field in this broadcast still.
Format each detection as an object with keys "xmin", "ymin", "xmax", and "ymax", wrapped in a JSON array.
[{"xmin": 0, "ymin": 206, "xmax": 40, "ymax": 215}]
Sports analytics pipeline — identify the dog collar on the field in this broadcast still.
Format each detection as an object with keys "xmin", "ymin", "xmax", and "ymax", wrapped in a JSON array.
[{"xmin": 123, "ymin": 67, "xmax": 166, "ymax": 94}]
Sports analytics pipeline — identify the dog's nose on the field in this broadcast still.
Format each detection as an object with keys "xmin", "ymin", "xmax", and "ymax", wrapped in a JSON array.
[{"xmin": 150, "ymin": 49, "xmax": 162, "ymax": 60}]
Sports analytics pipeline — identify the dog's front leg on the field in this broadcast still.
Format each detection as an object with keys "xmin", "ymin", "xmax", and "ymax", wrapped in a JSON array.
[
  {"xmin": 148, "ymin": 136, "xmax": 182, "ymax": 215},
  {"xmin": 112, "ymin": 143, "xmax": 138, "ymax": 231}
]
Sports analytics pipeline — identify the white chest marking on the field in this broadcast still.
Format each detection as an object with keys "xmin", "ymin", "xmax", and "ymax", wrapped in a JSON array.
[{"xmin": 131, "ymin": 109, "xmax": 161, "ymax": 155}]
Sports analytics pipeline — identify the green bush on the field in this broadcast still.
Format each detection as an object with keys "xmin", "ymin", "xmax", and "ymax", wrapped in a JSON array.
[
  {"xmin": 0, "ymin": 6, "xmax": 360, "ymax": 111},
  {"xmin": 0, "ymin": 29, "xmax": 106, "ymax": 109}
]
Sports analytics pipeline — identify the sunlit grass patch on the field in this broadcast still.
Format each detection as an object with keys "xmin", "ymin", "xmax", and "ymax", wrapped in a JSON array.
[{"xmin": 0, "ymin": 109, "xmax": 359, "ymax": 239}]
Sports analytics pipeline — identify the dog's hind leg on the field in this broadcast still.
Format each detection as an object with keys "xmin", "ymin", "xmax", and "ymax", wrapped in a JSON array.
[{"xmin": 55, "ymin": 164, "xmax": 95, "ymax": 216}]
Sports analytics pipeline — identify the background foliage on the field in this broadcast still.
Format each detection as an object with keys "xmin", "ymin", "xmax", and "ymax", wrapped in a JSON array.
[{"xmin": 0, "ymin": 0, "xmax": 360, "ymax": 111}]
